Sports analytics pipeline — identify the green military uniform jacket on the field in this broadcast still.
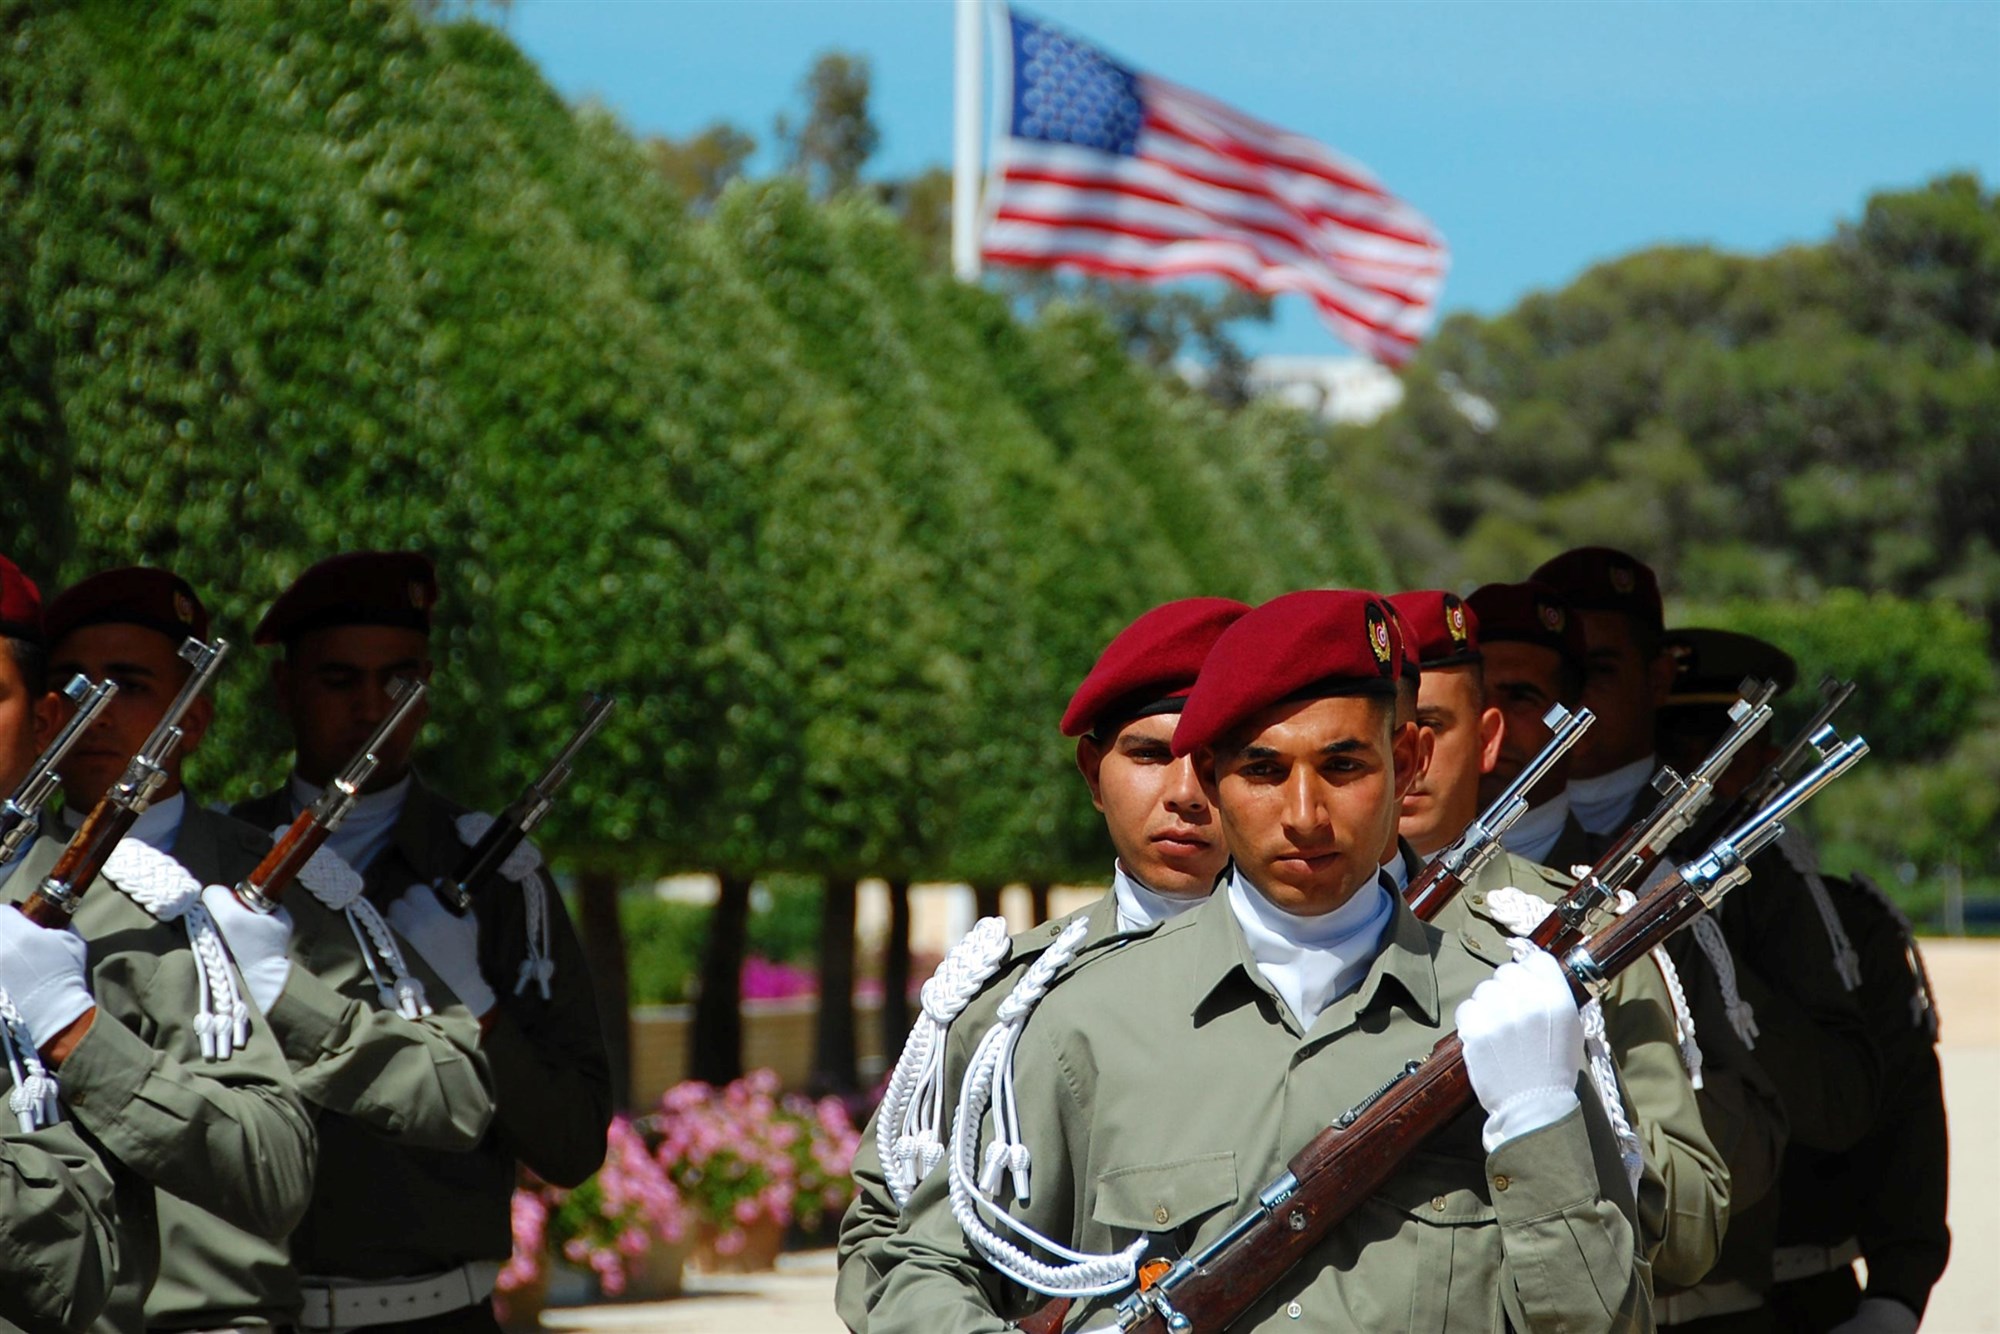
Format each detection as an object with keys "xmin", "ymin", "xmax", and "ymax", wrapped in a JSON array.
[
  {"xmin": 840, "ymin": 889, "xmax": 1145, "ymax": 1331},
  {"xmin": 1773, "ymin": 871, "xmax": 1949, "ymax": 1320},
  {"xmin": 2, "ymin": 810, "xmax": 317, "ymax": 1334},
  {"xmin": 235, "ymin": 772, "xmax": 610, "ymax": 1282},
  {"xmin": 871, "ymin": 890, "xmax": 1651, "ymax": 1334},
  {"xmin": 0, "ymin": 1115, "xmax": 120, "ymax": 1332},
  {"xmin": 142, "ymin": 805, "xmax": 496, "ymax": 1329},
  {"xmin": 1432, "ymin": 850, "xmax": 1730, "ymax": 1289}
]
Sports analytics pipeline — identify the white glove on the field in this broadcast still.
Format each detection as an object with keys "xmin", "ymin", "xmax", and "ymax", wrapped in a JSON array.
[
  {"xmin": 199, "ymin": 885, "xmax": 294, "ymax": 1014},
  {"xmin": 0, "ymin": 905, "xmax": 96, "ymax": 1049},
  {"xmin": 1456, "ymin": 947, "xmax": 1584, "ymax": 1152},
  {"xmin": 1829, "ymin": 1298, "xmax": 1919, "ymax": 1334},
  {"xmin": 387, "ymin": 887, "xmax": 495, "ymax": 1017}
]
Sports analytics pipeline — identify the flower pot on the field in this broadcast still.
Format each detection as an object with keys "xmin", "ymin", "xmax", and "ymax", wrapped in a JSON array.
[
  {"xmin": 691, "ymin": 1215, "xmax": 786, "ymax": 1273},
  {"xmin": 618, "ymin": 1235, "xmax": 694, "ymax": 1300}
]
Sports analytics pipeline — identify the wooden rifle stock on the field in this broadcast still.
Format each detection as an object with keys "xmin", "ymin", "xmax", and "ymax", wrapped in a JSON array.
[
  {"xmin": 1017, "ymin": 732, "xmax": 1867, "ymax": 1334},
  {"xmin": 21, "ymin": 800, "xmax": 142, "ymax": 927}
]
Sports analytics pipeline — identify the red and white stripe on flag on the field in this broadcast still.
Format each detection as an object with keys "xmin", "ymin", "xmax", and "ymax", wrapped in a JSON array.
[{"xmin": 982, "ymin": 7, "xmax": 1449, "ymax": 367}]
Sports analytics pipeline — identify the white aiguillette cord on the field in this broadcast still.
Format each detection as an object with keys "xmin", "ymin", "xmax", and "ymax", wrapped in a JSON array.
[
  {"xmin": 0, "ymin": 988, "xmax": 58, "ymax": 1131},
  {"xmin": 1483, "ymin": 887, "xmax": 1647, "ymax": 1198},
  {"xmin": 949, "ymin": 917, "xmax": 1146, "ymax": 1299},
  {"xmin": 878, "ymin": 915, "xmax": 1012, "ymax": 1210},
  {"xmin": 270, "ymin": 830, "xmax": 432, "ymax": 1020},
  {"xmin": 452, "ymin": 811, "xmax": 555, "ymax": 999},
  {"xmin": 103, "ymin": 839, "xmax": 250, "ymax": 1061}
]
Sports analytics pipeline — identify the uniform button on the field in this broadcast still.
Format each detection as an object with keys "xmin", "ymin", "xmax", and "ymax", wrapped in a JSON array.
[
  {"xmin": 1469, "ymin": 893, "xmax": 1485, "ymax": 907},
  {"xmin": 1287, "ymin": 1301, "xmax": 1303, "ymax": 1319},
  {"xmin": 1431, "ymin": 1195, "xmax": 1447, "ymax": 1211},
  {"xmin": 1466, "ymin": 936, "xmax": 1484, "ymax": 951},
  {"xmin": 1493, "ymin": 1174, "xmax": 1511, "ymax": 1192},
  {"xmin": 1154, "ymin": 1204, "xmax": 1170, "ymax": 1225}
]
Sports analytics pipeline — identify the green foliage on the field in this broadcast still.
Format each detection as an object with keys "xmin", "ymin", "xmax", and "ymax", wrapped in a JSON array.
[{"xmin": 620, "ymin": 879, "xmax": 825, "ymax": 1006}]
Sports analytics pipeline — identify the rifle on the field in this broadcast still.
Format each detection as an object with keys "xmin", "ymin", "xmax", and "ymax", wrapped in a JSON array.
[
  {"xmin": 20, "ymin": 638, "xmax": 229, "ymax": 927},
  {"xmin": 1404, "ymin": 703, "xmax": 1593, "ymax": 920},
  {"xmin": 1523, "ymin": 677, "xmax": 1776, "ymax": 953},
  {"xmin": 0, "ymin": 675, "xmax": 118, "ymax": 865},
  {"xmin": 430, "ymin": 693, "xmax": 616, "ymax": 914},
  {"xmin": 1019, "ymin": 730, "xmax": 1868, "ymax": 1334},
  {"xmin": 233, "ymin": 678, "xmax": 428, "ymax": 913},
  {"xmin": 1677, "ymin": 676, "xmax": 1855, "ymax": 859}
]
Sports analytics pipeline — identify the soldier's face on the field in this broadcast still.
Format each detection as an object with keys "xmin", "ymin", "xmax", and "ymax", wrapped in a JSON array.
[
  {"xmin": 52, "ymin": 624, "xmax": 211, "ymax": 807},
  {"xmin": 1076, "ymin": 713, "xmax": 1226, "ymax": 898},
  {"xmin": 274, "ymin": 626, "xmax": 432, "ymax": 790},
  {"xmin": 1398, "ymin": 665, "xmax": 1503, "ymax": 859},
  {"xmin": 0, "ymin": 644, "xmax": 57, "ymax": 794},
  {"xmin": 1200, "ymin": 695, "xmax": 1417, "ymax": 915},
  {"xmin": 1572, "ymin": 611, "xmax": 1673, "ymax": 779},
  {"xmin": 1477, "ymin": 641, "xmax": 1574, "ymax": 809}
]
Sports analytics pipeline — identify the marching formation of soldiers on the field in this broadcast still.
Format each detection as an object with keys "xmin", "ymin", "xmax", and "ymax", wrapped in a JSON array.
[
  {"xmin": 839, "ymin": 546, "xmax": 1950, "ymax": 1333},
  {"xmin": 0, "ymin": 551, "xmax": 609, "ymax": 1333}
]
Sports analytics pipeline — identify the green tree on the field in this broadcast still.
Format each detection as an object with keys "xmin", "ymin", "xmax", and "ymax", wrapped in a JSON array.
[{"xmin": 776, "ymin": 51, "xmax": 879, "ymax": 199}]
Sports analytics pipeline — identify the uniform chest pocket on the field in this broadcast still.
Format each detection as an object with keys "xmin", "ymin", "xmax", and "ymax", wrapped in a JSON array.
[
  {"xmin": 1369, "ymin": 1149, "xmax": 1498, "ymax": 1226},
  {"xmin": 1363, "ymin": 1151, "xmax": 1503, "ymax": 1331},
  {"xmin": 1092, "ymin": 1152, "xmax": 1238, "ymax": 1237}
]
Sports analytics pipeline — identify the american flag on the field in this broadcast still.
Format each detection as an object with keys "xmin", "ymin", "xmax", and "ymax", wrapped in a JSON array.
[{"xmin": 982, "ymin": 8, "xmax": 1450, "ymax": 367}]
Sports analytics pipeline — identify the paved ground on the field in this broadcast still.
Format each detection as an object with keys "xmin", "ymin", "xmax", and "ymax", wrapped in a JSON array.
[{"xmin": 543, "ymin": 938, "xmax": 2000, "ymax": 1333}]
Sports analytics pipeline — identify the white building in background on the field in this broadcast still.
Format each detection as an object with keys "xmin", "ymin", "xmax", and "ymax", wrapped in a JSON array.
[{"xmin": 1239, "ymin": 355, "xmax": 1406, "ymax": 424}]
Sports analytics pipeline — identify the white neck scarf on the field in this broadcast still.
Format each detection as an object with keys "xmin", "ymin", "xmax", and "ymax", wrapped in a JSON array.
[
  {"xmin": 1110, "ymin": 862, "xmax": 1204, "ymax": 934},
  {"xmin": 66, "ymin": 790, "xmax": 185, "ymax": 852},
  {"xmin": 1378, "ymin": 846, "xmax": 1410, "ymax": 896},
  {"xmin": 1568, "ymin": 754, "xmax": 1657, "ymax": 836},
  {"xmin": 1226, "ymin": 868, "xmax": 1393, "ymax": 1030},
  {"xmin": 289, "ymin": 771, "xmax": 411, "ymax": 873},
  {"xmin": 1502, "ymin": 789, "xmax": 1572, "ymax": 866}
]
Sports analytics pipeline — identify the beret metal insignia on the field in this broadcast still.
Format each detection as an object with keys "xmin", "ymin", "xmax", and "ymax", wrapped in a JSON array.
[
  {"xmin": 173, "ymin": 590, "xmax": 196, "ymax": 624},
  {"xmin": 1445, "ymin": 595, "xmax": 1468, "ymax": 646},
  {"xmin": 1538, "ymin": 601, "xmax": 1564, "ymax": 632},
  {"xmin": 409, "ymin": 580, "xmax": 428, "ymax": 610},
  {"xmin": 1367, "ymin": 603, "xmax": 1393, "ymax": 671},
  {"xmin": 1609, "ymin": 565, "xmax": 1635, "ymax": 595}
]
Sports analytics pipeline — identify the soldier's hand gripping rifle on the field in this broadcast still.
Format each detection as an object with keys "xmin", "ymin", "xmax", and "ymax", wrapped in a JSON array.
[
  {"xmin": 233, "ymin": 678, "xmax": 428, "ymax": 913},
  {"xmin": 430, "ymin": 693, "xmax": 616, "ymax": 915},
  {"xmin": 1022, "ymin": 730, "xmax": 1868, "ymax": 1334},
  {"xmin": 0, "ymin": 675, "xmax": 118, "ymax": 864},
  {"xmin": 1521, "ymin": 677, "xmax": 1777, "ymax": 953},
  {"xmin": 1404, "ymin": 704, "xmax": 1593, "ymax": 920},
  {"xmin": 1676, "ymin": 676, "xmax": 1856, "ymax": 860},
  {"xmin": 20, "ymin": 638, "xmax": 229, "ymax": 927}
]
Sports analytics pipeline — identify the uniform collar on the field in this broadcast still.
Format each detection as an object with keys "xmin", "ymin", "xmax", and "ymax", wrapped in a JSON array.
[
  {"xmin": 1378, "ymin": 838, "xmax": 1421, "ymax": 895},
  {"xmin": 1110, "ymin": 861, "xmax": 1206, "ymax": 933},
  {"xmin": 1569, "ymin": 753, "xmax": 1657, "ymax": 836},
  {"xmin": 1189, "ymin": 869, "xmax": 1440, "ymax": 1034}
]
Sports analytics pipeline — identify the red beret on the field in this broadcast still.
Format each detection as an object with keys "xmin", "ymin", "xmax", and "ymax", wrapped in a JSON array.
[
  {"xmin": 254, "ymin": 551, "xmax": 438, "ymax": 647},
  {"xmin": 1172, "ymin": 589, "xmax": 1400, "ymax": 757},
  {"xmin": 1465, "ymin": 581, "xmax": 1586, "ymax": 676},
  {"xmin": 47, "ymin": 568, "xmax": 209, "ymax": 648},
  {"xmin": 1530, "ymin": 546, "xmax": 1662, "ymax": 635},
  {"xmin": 1387, "ymin": 590, "xmax": 1480, "ymax": 670},
  {"xmin": 1061, "ymin": 597, "xmax": 1251, "ymax": 737},
  {"xmin": 0, "ymin": 556, "xmax": 44, "ymax": 644},
  {"xmin": 1381, "ymin": 601, "xmax": 1422, "ymax": 683}
]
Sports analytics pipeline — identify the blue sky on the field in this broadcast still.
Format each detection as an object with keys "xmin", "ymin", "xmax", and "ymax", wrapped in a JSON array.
[{"xmin": 507, "ymin": 0, "xmax": 2000, "ymax": 357}]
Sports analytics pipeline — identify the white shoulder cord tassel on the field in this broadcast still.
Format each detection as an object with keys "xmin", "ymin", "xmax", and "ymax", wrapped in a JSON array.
[
  {"xmin": 949, "ymin": 918, "xmax": 1145, "ymax": 1298},
  {"xmin": 1484, "ymin": 887, "xmax": 1645, "ymax": 1197},
  {"xmin": 454, "ymin": 812, "xmax": 554, "ymax": 999},
  {"xmin": 1690, "ymin": 914, "xmax": 1759, "ymax": 1048},
  {"xmin": 1778, "ymin": 836, "xmax": 1863, "ymax": 991},
  {"xmin": 0, "ymin": 988, "xmax": 58, "ymax": 1131},
  {"xmin": 879, "ymin": 916, "xmax": 1012, "ymax": 1209},
  {"xmin": 1608, "ymin": 888, "xmax": 1704, "ymax": 1089},
  {"xmin": 104, "ymin": 840, "xmax": 250, "ymax": 1060},
  {"xmin": 272, "ymin": 830, "xmax": 432, "ymax": 1020}
]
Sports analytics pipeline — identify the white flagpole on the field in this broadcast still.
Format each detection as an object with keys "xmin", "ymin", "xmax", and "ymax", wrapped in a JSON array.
[{"xmin": 952, "ymin": 0, "xmax": 983, "ymax": 281}]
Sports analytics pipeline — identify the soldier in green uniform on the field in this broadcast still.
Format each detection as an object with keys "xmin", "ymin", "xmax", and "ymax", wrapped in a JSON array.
[
  {"xmin": 0, "ymin": 555, "xmax": 121, "ymax": 1334},
  {"xmin": 1389, "ymin": 588, "xmax": 1729, "ymax": 1290},
  {"xmin": 870, "ymin": 589, "xmax": 1649, "ymax": 1333},
  {"xmin": 1, "ymin": 567, "xmax": 317, "ymax": 1333},
  {"xmin": 1658, "ymin": 630, "xmax": 1949, "ymax": 1334},
  {"xmin": 838, "ymin": 597, "xmax": 1249, "ymax": 1332},
  {"xmin": 231, "ymin": 551, "xmax": 609, "ymax": 1333},
  {"xmin": 1534, "ymin": 549, "xmax": 1882, "ymax": 1331}
]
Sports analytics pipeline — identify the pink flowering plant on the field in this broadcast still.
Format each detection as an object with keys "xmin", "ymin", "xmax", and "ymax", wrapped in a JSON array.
[
  {"xmin": 645, "ymin": 1069, "xmax": 861, "ymax": 1255},
  {"xmin": 498, "ymin": 1115, "xmax": 691, "ymax": 1303}
]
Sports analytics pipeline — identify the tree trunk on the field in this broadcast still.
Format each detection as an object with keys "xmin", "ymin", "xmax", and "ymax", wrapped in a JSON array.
[
  {"xmin": 1029, "ymin": 880, "xmax": 1052, "ymax": 926},
  {"xmin": 972, "ymin": 880, "xmax": 1003, "ymax": 922},
  {"xmin": 691, "ymin": 872, "xmax": 752, "ymax": 1084},
  {"xmin": 880, "ymin": 877, "xmax": 914, "ymax": 1066},
  {"xmin": 574, "ymin": 867, "xmax": 631, "ymax": 1111},
  {"xmin": 811, "ymin": 876, "xmax": 861, "ymax": 1096}
]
